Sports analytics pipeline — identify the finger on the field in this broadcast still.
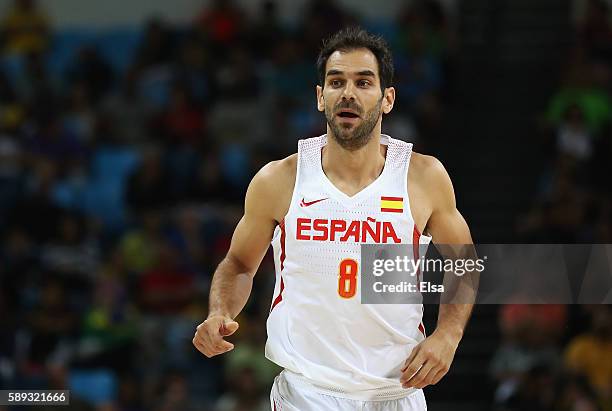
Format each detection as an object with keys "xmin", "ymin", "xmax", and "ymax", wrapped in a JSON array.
[
  {"xmin": 220, "ymin": 321, "xmax": 239, "ymax": 336},
  {"xmin": 430, "ymin": 367, "xmax": 449, "ymax": 385},
  {"xmin": 194, "ymin": 336, "xmax": 233, "ymax": 357},
  {"xmin": 400, "ymin": 361, "xmax": 423, "ymax": 386},
  {"xmin": 194, "ymin": 328, "xmax": 233, "ymax": 355},
  {"xmin": 192, "ymin": 338, "xmax": 211, "ymax": 357},
  {"xmin": 410, "ymin": 363, "xmax": 438, "ymax": 389},
  {"xmin": 400, "ymin": 350, "xmax": 426, "ymax": 382},
  {"xmin": 210, "ymin": 321, "xmax": 237, "ymax": 352},
  {"xmin": 204, "ymin": 320, "xmax": 230, "ymax": 347},
  {"xmin": 401, "ymin": 344, "xmax": 421, "ymax": 372},
  {"xmin": 403, "ymin": 361, "xmax": 433, "ymax": 388},
  {"xmin": 215, "ymin": 339, "xmax": 234, "ymax": 352}
]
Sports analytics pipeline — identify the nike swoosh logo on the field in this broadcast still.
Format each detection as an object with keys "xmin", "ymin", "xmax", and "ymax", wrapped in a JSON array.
[{"xmin": 300, "ymin": 197, "xmax": 329, "ymax": 207}]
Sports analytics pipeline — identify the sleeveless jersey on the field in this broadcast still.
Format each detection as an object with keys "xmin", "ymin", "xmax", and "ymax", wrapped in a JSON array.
[{"xmin": 265, "ymin": 134, "xmax": 432, "ymax": 400}]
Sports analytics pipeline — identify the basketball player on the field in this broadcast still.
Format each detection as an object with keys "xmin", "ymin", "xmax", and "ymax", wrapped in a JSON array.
[{"xmin": 193, "ymin": 27, "xmax": 475, "ymax": 410}]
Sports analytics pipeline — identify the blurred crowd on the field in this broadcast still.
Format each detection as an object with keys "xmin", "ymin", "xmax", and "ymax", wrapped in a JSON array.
[
  {"xmin": 517, "ymin": 0, "xmax": 612, "ymax": 243},
  {"xmin": 490, "ymin": 304, "xmax": 612, "ymax": 411},
  {"xmin": 501, "ymin": 2, "xmax": 612, "ymax": 410},
  {"xmin": 0, "ymin": 0, "xmax": 611, "ymax": 410},
  {"xmin": 0, "ymin": 0, "xmax": 455, "ymax": 410}
]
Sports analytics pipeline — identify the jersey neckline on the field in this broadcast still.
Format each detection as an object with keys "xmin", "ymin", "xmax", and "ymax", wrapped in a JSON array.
[{"xmin": 317, "ymin": 134, "xmax": 392, "ymax": 206}]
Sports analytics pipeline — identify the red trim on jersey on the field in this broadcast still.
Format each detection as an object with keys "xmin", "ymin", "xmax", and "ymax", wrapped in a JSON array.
[
  {"xmin": 381, "ymin": 207, "xmax": 403, "ymax": 213},
  {"xmin": 414, "ymin": 224, "xmax": 422, "ymax": 236},
  {"xmin": 271, "ymin": 220, "xmax": 286, "ymax": 313},
  {"xmin": 271, "ymin": 277, "xmax": 285, "ymax": 313},
  {"xmin": 413, "ymin": 224, "xmax": 421, "ymax": 283},
  {"xmin": 413, "ymin": 225, "xmax": 426, "ymax": 338},
  {"xmin": 273, "ymin": 399, "xmax": 277, "ymax": 411},
  {"xmin": 279, "ymin": 219, "xmax": 286, "ymax": 271},
  {"xmin": 381, "ymin": 196, "xmax": 403, "ymax": 201}
]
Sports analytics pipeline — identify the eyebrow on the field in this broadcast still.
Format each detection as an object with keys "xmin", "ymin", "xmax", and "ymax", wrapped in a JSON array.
[{"xmin": 326, "ymin": 69, "xmax": 376, "ymax": 77}]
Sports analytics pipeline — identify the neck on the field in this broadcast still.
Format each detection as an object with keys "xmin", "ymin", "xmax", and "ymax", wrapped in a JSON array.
[{"xmin": 322, "ymin": 126, "xmax": 386, "ymax": 191}]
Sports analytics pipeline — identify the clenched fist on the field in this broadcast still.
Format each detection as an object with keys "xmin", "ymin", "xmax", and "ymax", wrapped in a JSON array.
[{"xmin": 193, "ymin": 315, "xmax": 240, "ymax": 358}]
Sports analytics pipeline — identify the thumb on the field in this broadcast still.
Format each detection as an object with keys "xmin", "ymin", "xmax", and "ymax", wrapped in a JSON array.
[{"xmin": 220, "ymin": 320, "xmax": 239, "ymax": 336}]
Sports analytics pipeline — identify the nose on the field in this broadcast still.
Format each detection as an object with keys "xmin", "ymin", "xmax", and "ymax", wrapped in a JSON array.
[{"xmin": 340, "ymin": 82, "xmax": 356, "ymax": 101}]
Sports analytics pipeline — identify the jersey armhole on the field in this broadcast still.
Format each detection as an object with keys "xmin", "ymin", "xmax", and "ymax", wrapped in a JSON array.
[
  {"xmin": 277, "ymin": 140, "xmax": 303, "ymax": 227},
  {"xmin": 405, "ymin": 146, "xmax": 433, "ymax": 242}
]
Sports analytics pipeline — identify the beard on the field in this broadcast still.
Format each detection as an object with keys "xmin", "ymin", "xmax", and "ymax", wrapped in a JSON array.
[{"xmin": 325, "ymin": 97, "xmax": 383, "ymax": 151}]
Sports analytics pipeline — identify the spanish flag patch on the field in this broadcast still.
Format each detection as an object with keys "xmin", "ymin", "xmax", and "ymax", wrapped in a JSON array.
[{"xmin": 381, "ymin": 196, "xmax": 403, "ymax": 213}]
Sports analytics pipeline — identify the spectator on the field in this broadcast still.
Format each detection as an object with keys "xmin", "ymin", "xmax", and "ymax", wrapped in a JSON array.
[
  {"xmin": 74, "ymin": 267, "xmax": 137, "ymax": 374},
  {"xmin": 65, "ymin": 46, "xmax": 115, "ymax": 104},
  {"xmin": 174, "ymin": 36, "xmax": 214, "ymax": 105},
  {"xmin": 138, "ymin": 241, "xmax": 195, "ymax": 315},
  {"xmin": 160, "ymin": 83, "xmax": 205, "ymax": 147},
  {"xmin": 214, "ymin": 46, "xmax": 259, "ymax": 100},
  {"xmin": 554, "ymin": 375, "xmax": 601, "ymax": 411},
  {"xmin": 0, "ymin": 68, "xmax": 25, "ymax": 129},
  {"xmin": 556, "ymin": 103, "xmax": 595, "ymax": 163},
  {"xmin": 214, "ymin": 366, "xmax": 269, "ymax": 411},
  {"xmin": 125, "ymin": 145, "xmax": 172, "ymax": 212},
  {"xmin": 575, "ymin": 0, "xmax": 612, "ymax": 64},
  {"xmin": 186, "ymin": 150, "xmax": 229, "ymax": 203},
  {"xmin": 565, "ymin": 305, "xmax": 612, "ymax": 410},
  {"xmin": 22, "ymin": 279, "xmax": 77, "ymax": 378},
  {"xmin": 40, "ymin": 213, "xmax": 100, "ymax": 279},
  {"xmin": 132, "ymin": 19, "xmax": 175, "ymax": 110},
  {"xmin": 0, "ymin": 132, "xmax": 23, "ymax": 221},
  {"xmin": 0, "ymin": 0, "xmax": 49, "ymax": 55},
  {"xmin": 152, "ymin": 371, "xmax": 195, "ymax": 411},
  {"xmin": 101, "ymin": 71, "xmax": 151, "ymax": 145},
  {"xmin": 195, "ymin": 0, "xmax": 245, "ymax": 57},
  {"xmin": 133, "ymin": 18, "xmax": 175, "ymax": 72},
  {"xmin": 516, "ymin": 162, "xmax": 590, "ymax": 242},
  {"xmin": 491, "ymin": 305, "xmax": 566, "ymax": 406},
  {"xmin": 119, "ymin": 208, "xmax": 164, "ymax": 275},
  {"xmin": 62, "ymin": 82, "xmax": 96, "ymax": 145},
  {"xmin": 9, "ymin": 159, "xmax": 62, "ymax": 243},
  {"xmin": 495, "ymin": 363, "xmax": 556, "ymax": 411},
  {"xmin": 248, "ymin": 1, "xmax": 285, "ymax": 61},
  {"xmin": 546, "ymin": 60, "xmax": 612, "ymax": 135}
]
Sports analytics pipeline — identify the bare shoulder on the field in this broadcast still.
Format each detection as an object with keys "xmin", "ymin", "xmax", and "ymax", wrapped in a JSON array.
[
  {"xmin": 254, "ymin": 153, "xmax": 297, "ymax": 192},
  {"xmin": 410, "ymin": 152, "xmax": 448, "ymax": 182},
  {"xmin": 409, "ymin": 151, "xmax": 455, "ymax": 209},
  {"xmin": 248, "ymin": 153, "xmax": 297, "ymax": 223}
]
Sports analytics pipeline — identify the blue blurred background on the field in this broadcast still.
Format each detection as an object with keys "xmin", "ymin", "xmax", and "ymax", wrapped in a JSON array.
[{"xmin": 0, "ymin": 0, "xmax": 611, "ymax": 410}]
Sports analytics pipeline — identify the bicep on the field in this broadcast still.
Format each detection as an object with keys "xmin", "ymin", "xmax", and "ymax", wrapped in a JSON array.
[
  {"xmin": 226, "ymin": 212, "xmax": 276, "ymax": 276},
  {"xmin": 225, "ymin": 166, "xmax": 280, "ymax": 276},
  {"xmin": 427, "ymin": 207, "xmax": 473, "ymax": 245},
  {"xmin": 424, "ymin": 160, "xmax": 473, "ymax": 245}
]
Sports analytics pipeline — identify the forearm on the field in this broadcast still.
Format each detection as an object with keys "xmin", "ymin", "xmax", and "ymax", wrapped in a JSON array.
[
  {"xmin": 435, "ymin": 303, "xmax": 473, "ymax": 344},
  {"xmin": 208, "ymin": 254, "xmax": 254, "ymax": 319},
  {"xmin": 435, "ymin": 244, "xmax": 478, "ymax": 344}
]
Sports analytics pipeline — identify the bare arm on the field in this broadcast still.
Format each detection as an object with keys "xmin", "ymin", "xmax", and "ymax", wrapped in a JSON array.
[
  {"xmin": 207, "ymin": 171, "xmax": 278, "ymax": 319},
  {"xmin": 193, "ymin": 157, "xmax": 294, "ymax": 357},
  {"xmin": 401, "ymin": 156, "xmax": 476, "ymax": 389},
  {"xmin": 425, "ymin": 158, "xmax": 475, "ymax": 346}
]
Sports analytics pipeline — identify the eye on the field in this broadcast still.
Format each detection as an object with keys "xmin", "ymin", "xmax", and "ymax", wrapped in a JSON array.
[
  {"xmin": 330, "ymin": 79, "xmax": 343, "ymax": 87},
  {"xmin": 357, "ymin": 79, "xmax": 371, "ymax": 87}
]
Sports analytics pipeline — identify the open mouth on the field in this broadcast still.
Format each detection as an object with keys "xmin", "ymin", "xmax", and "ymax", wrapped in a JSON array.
[{"xmin": 336, "ymin": 110, "xmax": 360, "ymax": 119}]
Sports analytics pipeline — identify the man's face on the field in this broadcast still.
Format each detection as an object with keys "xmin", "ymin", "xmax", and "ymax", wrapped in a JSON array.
[{"xmin": 317, "ymin": 48, "xmax": 395, "ymax": 151}]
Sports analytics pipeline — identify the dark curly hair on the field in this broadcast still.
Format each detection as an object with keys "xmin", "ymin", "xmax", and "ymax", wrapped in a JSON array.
[{"xmin": 316, "ymin": 26, "xmax": 394, "ymax": 93}]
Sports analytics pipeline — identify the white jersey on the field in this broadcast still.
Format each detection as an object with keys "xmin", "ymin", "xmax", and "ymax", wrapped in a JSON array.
[{"xmin": 265, "ymin": 134, "xmax": 432, "ymax": 401}]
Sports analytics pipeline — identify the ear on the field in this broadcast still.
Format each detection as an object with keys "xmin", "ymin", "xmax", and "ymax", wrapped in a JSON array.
[
  {"xmin": 316, "ymin": 85, "xmax": 325, "ymax": 112},
  {"xmin": 382, "ymin": 86, "xmax": 395, "ymax": 114}
]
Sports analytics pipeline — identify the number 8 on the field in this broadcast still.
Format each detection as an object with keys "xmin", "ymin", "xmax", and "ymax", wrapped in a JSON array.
[{"xmin": 338, "ymin": 259, "xmax": 358, "ymax": 298}]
